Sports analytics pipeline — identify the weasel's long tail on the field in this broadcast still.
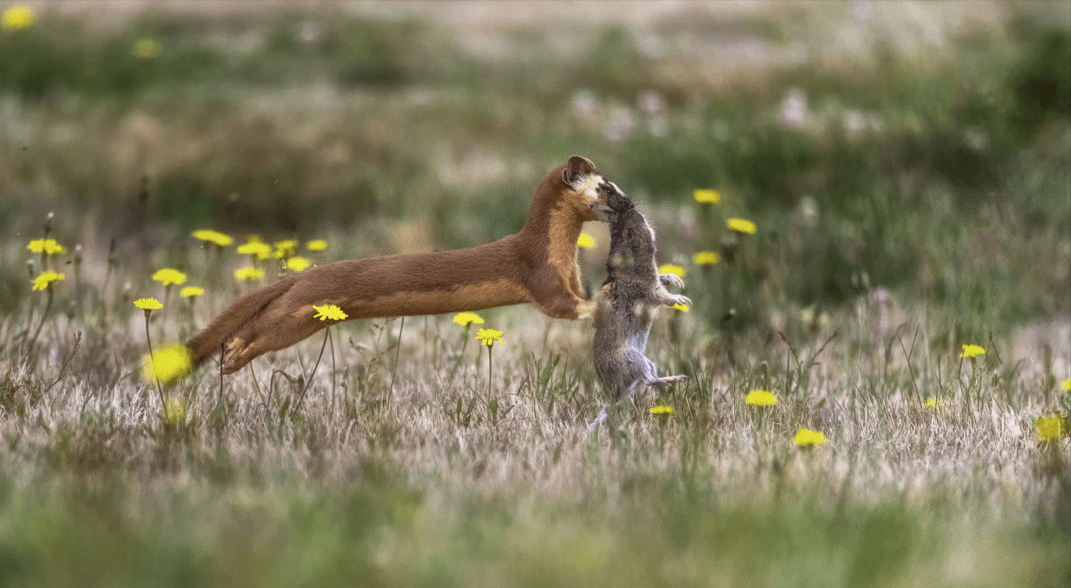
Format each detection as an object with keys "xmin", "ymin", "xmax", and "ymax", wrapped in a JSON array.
[{"xmin": 186, "ymin": 276, "xmax": 298, "ymax": 369}]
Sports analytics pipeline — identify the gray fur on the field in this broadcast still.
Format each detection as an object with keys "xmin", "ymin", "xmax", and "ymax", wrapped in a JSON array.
[{"xmin": 590, "ymin": 204, "xmax": 690, "ymax": 430}]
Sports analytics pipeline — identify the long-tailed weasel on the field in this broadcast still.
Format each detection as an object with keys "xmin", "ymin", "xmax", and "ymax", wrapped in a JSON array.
[
  {"xmin": 188, "ymin": 155, "xmax": 626, "ymax": 374},
  {"xmin": 589, "ymin": 192, "xmax": 690, "ymax": 429}
]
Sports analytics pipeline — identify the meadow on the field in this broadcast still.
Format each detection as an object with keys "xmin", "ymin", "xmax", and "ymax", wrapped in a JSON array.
[{"xmin": 1, "ymin": 2, "xmax": 1069, "ymax": 586}]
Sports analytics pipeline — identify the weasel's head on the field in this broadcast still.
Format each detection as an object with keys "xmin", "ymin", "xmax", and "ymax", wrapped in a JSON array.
[{"xmin": 560, "ymin": 155, "xmax": 632, "ymax": 223}]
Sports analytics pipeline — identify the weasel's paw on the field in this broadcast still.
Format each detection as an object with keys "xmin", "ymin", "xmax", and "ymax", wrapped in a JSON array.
[
  {"xmin": 660, "ymin": 273, "xmax": 685, "ymax": 289},
  {"xmin": 220, "ymin": 337, "xmax": 249, "ymax": 375},
  {"xmin": 576, "ymin": 299, "xmax": 598, "ymax": 320},
  {"xmin": 667, "ymin": 294, "xmax": 692, "ymax": 308}
]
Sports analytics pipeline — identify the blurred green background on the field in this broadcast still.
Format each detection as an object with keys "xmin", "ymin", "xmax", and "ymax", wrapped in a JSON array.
[
  {"xmin": 1, "ymin": 5, "xmax": 1070, "ymax": 587},
  {"xmin": 1, "ymin": 0, "xmax": 1069, "ymax": 334}
]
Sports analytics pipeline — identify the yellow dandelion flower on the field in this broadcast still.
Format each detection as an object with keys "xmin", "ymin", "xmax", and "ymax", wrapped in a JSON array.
[
  {"xmin": 693, "ymin": 251, "xmax": 719, "ymax": 266},
  {"xmin": 672, "ymin": 303, "xmax": 689, "ymax": 312},
  {"xmin": 31, "ymin": 270, "xmax": 65, "ymax": 291},
  {"xmin": 453, "ymin": 312, "xmax": 485, "ymax": 327},
  {"xmin": 923, "ymin": 397, "xmax": 942, "ymax": 408},
  {"xmin": 577, "ymin": 233, "xmax": 595, "ymax": 249},
  {"xmin": 650, "ymin": 405, "xmax": 675, "ymax": 415},
  {"xmin": 286, "ymin": 257, "xmax": 311, "ymax": 272},
  {"xmin": 152, "ymin": 268, "xmax": 187, "ymax": 286},
  {"xmin": 745, "ymin": 390, "xmax": 778, "ymax": 407},
  {"xmin": 475, "ymin": 328, "xmax": 504, "ymax": 346},
  {"xmin": 27, "ymin": 238, "xmax": 66, "ymax": 255},
  {"xmin": 162, "ymin": 398, "xmax": 187, "ymax": 426},
  {"xmin": 133, "ymin": 297, "xmax": 163, "ymax": 311},
  {"xmin": 192, "ymin": 229, "xmax": 233, "ymax": 247},
  {"xmin": 132, "ymin": 38, "xmax": 161, "ymax": 59},
  {"xmin": 312, "ymin": 304, "xmax": 348, "ymax": 322},
  {"xmin": 1036, "ymin": 413, "xmax": 1069, "ymax": 442},
  {"xmin": 727, "ymin": 218, "xmax": 756, "ymax": 234},
  {"xmin": 694, "ymin": 189, "xmax": 721, "ymax": 204},
  {"xmin": 1, "ymin": 5, "xmax": 34, "ymax": 30},
  {"xmin": 794, "ymin": 427, "xmax": 828, "ymax": 447},
  {"xmin": 141, "ymin": 344, "xmax": 193, "ymax": 384},
  {"xmin": 180, "ymin": 286, "xmax": 204, "ymax": 298},
  {"xmin": 233, "ymin": 266, "xmax": 265, "ymax": 282},
  {"xmin": 659, "ymin": 264, "xmax": 686, "ymax": 278},
  {"xmin": 274, "ymin": 239, "xmax": 299, "ymax": 258},
  {"xmin": 960, "ymin": 344, "xmax": 986, "ymax": 358},
  {"xmin": 1059, "ymin": 378, "xmax": 1070, "ymax": 392},
  {"xmin": 237, "ymin": 242, "xmax": 273, "ymax": 259},
  {"xmin": 307, "ymin": 239, "xmax": 328, "ymax": 251}
]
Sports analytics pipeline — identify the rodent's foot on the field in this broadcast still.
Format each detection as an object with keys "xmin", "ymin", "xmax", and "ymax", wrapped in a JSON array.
[
  {"xmin": 658, "ymin": 375, "xmax": 688, "ymax": 385},
  {"xmin": 660, "ymin": 273, "xmax": 685, "ymax": 289},
  {"xmin": 667, "ymin": 294, "xmax": 692, "ymax": 308}
]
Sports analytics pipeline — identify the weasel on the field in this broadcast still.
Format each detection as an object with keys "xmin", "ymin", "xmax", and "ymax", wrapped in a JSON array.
[
  {"xmin": 188, "ymin": 155, "xmax": 627, "ymax": 374},
  {"xmin": 589, "ymin": 192, "xmax": 690, "ymax": 429}
]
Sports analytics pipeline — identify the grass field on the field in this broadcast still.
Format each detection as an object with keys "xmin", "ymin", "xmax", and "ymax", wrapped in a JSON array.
[{"xmin": 2, "ymin": 2, "xmax": 1070, "ymax": 586}]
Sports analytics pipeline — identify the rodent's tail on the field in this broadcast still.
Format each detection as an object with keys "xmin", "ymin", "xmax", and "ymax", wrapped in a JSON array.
[{"xmin": 186, "ymin": 276, "xmax": 298, "ymax": 369}]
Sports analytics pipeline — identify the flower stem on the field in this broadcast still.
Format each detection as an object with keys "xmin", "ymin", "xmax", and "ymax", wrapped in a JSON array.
[
  {"xmin": 25, "ymin": 285, "xmax": 54, "ymax": 357},
  {"xmin": 387, "ymin": 316, "xmax": 404, "ymax": 410},
  {"xmin": 447, "ymin": 330, "xmax": 470, "ymax": 386},
  {"xmin": 294, "ymin": 326, "xmax": 330, "ymax": 414},
  {"xmin": 143, "ymin": 314, "xmax": 166, "ymax": 416},
  {"xmin": 328, "ymin": 326, "xmax": 336, "ymax": 416},
  {"xmin": 486, "ymin": 344, "xmax": 493, "ymax": 400},
  {"xmin": 248, "ymin": 360, "xmax": 264, "ymax": 407}
]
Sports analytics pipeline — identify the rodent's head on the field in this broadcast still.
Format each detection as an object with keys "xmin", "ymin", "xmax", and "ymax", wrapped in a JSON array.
[
  {"xmin": 602, "ymin": 184, "xmax": 634, "ymax": 218},
  {"xmin": 607, "ymin": 207, "xmax": 656, "ymax": 272}
]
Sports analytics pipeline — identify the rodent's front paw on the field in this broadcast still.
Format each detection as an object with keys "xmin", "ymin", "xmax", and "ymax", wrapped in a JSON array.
[
  {"xmin": 660, "ymin": 273, "xmax": 685, "ymax": 289},
  {"xmin": 668, "ymin": 294, "xmax": 691, "ymax": 308}
]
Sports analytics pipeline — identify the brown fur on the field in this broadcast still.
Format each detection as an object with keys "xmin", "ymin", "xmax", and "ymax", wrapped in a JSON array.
[{"xmin": 187, "ymin": 155, "xmax": 617, "ymax": 374}]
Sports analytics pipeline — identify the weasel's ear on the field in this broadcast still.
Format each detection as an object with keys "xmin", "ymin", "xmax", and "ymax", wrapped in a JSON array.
[{"xmin": 562, "ymin": 155, "xmax": 597, "ymax": 189}]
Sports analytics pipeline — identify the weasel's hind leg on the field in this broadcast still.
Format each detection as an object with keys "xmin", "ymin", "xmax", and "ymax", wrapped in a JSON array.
[{"xmin": 221, "ymin": 305, "xmax": 324, "ymax": 374}]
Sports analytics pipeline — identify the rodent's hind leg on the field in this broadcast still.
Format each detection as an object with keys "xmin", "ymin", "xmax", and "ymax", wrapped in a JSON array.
[
  {"xmin": 648, "ymin": 374, "xmax": 688, "ymax": 386},
  {"xmin": 640, "ymin": 356, "xmax": 689, "ymax": 387},
  {"xmin": 587, "ymin": 377, "xmax": 644, "ymax": 432},
  {"xmin": 587, "ymin": 404, "xmax": 609, "ymax": 432}
]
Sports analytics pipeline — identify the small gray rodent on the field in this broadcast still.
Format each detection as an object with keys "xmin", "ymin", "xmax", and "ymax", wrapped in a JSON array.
[{"xmin": 590, "ymin": 196, "xmax": 690, "ymax": 429}]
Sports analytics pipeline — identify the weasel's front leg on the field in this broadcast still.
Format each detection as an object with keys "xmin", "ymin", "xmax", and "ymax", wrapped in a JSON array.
[
  {"xmin": 575, "ymin": 298, "xmax": 597, "ymax": 320},
  {"xmin": 535, "ymin": 288, "xmax": 597, "ymax": 320}
]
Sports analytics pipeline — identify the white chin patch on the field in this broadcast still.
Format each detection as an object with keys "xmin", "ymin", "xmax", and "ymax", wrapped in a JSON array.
[
  {"xmin": 574, "ymin": 173, "xmax": 615, "ymax": 220},
  {"xmin": 575, "ymin": 174, "xmax": 605, "ymax": 203}
]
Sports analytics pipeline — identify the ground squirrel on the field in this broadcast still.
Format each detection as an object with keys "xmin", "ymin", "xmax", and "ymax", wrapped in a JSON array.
[{"xmin": 589, "ymin": 193, "xmax": 690, "ymax": 429}]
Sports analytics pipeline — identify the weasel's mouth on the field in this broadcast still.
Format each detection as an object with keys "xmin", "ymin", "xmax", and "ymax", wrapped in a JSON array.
[
  {"xmin": 590, "ymin": 202, "xmax": 618, "ymax": 223},
  {"xmin": 591, "ymin": 180, "xmax": 632, "ymax": 222}
]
